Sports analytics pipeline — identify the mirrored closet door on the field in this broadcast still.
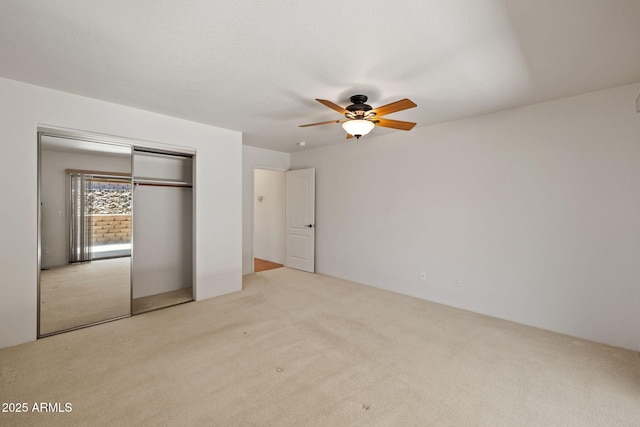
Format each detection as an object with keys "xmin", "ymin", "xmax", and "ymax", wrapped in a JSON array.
[{"xmin": 39, "ymin": 135, "xmax": 132, "ymax": 336}]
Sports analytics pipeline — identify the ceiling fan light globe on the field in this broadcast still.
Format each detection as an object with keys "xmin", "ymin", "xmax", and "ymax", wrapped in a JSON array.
[{"xmin": 342, "ymin": 120, "xmax": 375, "ymax": 138}]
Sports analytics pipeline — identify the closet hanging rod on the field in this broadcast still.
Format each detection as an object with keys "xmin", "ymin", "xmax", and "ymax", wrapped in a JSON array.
[{"xmin": 134, "ymin": 179, "xmax": 192, "ymax": 188}]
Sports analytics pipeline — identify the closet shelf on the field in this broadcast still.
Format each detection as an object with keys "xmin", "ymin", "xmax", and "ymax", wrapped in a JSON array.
[{"xmin": 133, "ymin": 178, "xmax": 192, "ymax": 188}]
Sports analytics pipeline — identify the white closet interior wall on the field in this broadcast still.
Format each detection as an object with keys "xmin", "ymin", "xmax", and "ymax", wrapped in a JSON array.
[{"xmin": 132, "ymin": 151, "xmax": 193, "ymax": 299}]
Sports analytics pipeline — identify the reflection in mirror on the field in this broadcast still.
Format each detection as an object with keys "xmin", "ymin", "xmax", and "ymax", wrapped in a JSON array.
[{"xmin": 39, "ymin": 135, "xmax": 132, "ymax": 336}]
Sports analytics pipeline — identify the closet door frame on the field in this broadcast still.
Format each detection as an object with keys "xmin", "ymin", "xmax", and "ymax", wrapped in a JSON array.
[{"xmin": 37, "ymin": 125, "xmax": 196, "ymax": 337}]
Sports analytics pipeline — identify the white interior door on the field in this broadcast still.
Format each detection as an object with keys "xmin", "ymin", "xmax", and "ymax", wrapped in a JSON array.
[{"xmin": 285, "ymin": 168, "xmax": 315, "ymax": 272}]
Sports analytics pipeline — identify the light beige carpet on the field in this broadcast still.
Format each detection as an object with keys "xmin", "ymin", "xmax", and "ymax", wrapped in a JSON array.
[
  {"xmin": 39, "ymin": 257, "xmax": 131, "ymax": 335},
  {"xmin": 2, "ymin": 268, "xmax": 639, "ymax": 426},
  {"xmin": 132, "ymin": 287, "xmax": 193, "ymax": 314}
]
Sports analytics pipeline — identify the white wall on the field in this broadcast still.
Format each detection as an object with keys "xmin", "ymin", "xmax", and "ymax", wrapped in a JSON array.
[
  {"xmin": 40, "ymin": 149, "xmax": 131, "ymax": 268},
  {"xmin": 254, "ymin": 169, "xmax": 285, "ymax": 264},
  {"xmin": 132, "ymin": 152, "xmax": 193, "ymax": 297},
  {"xmin": 242, "ymin": 145, "xmax": 290, "ymax": 274},
  {"xmin": 0, "ymin": 77, "xmax": 242, "ymax": 348},
  {"xmin": 291, "ymin": 82, "xmax": 640, "ymax": 351},
  {"xmin": 132, "ymin": 186, "xmax": 193, "ymax": 298}
]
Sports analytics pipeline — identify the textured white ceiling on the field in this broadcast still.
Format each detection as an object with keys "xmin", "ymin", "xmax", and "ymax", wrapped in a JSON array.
[{"xmin": 1, "ymin": 0, "xmax": 639, "ymax": 153}]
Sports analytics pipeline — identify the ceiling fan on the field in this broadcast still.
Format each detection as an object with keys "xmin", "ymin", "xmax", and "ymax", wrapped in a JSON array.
[{"xmin": 299, "ymin": 94, "xmax": 417, "ymax": 139}]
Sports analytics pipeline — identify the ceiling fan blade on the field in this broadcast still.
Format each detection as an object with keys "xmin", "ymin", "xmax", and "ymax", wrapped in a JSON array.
[
  {"xmin": 299, "ymin": 119, "xmax": 345, "ymax": 127},
  {"xmin": 373, "ymin": 98, "xmax": 417, "ymax": 117},
  {"xmin": 376, "ymin": 118, "xmax": 417, "ymax": 131},
  {"xmin": 316, "ymin": 98, "xmax": 348, "ymax": 114},
  {"xmin": 346, "ymin": 133, "xmax": 354, "ymax": 139}
]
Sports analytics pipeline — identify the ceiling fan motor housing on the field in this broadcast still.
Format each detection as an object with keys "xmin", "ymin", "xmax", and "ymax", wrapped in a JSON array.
[{"xmin": 346, "ymin": 94, "xmax": 373, "ymax": 113}]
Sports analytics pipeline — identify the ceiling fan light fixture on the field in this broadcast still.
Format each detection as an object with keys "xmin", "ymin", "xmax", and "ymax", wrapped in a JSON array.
[{"xmin": 342, "ymin": 119, "xmax": 375, "ymax": 139}]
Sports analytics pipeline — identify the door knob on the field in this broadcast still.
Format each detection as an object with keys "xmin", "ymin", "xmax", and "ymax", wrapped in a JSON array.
[{"xmin": 305, "ymin": 224, "xmax": 314, "ymax": 228}]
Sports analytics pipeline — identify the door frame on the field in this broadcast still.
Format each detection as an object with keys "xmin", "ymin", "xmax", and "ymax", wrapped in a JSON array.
[{"xmin": 250, "ymin": 165, "xmax": 287, "ymax": 274}]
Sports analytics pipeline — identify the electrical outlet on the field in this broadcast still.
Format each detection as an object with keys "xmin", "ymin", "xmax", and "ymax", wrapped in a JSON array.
[
  {"xmin": 420, "ymin": 272, "xmax": 426, "ymax": 280},
  {"xmin": 454, "ymin": 276, "xmax": 461, "ymax": 287}
]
